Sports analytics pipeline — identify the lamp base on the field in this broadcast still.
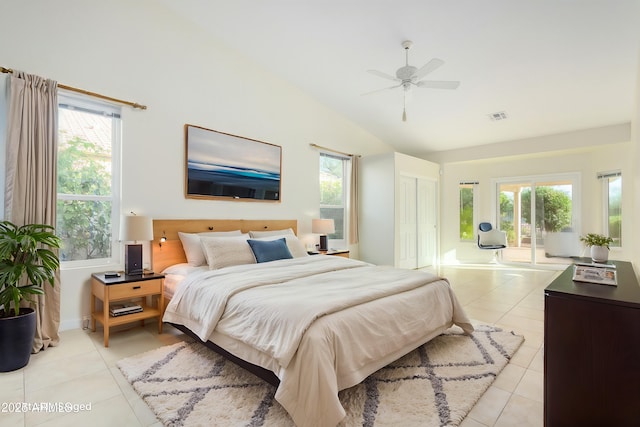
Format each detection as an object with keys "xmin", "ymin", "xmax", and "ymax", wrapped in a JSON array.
[
  {"xmin": 319, "ymin": 235, "xmax": 328, "ymax": 251},
  {"xmin": 125, "ymin": 244, "xmax": 143, "ymax": 275}
]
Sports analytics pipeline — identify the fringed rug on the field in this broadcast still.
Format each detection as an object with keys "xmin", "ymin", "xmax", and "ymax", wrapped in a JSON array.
[{"xmin": 117, "ymin": 324, "xmax": 523, "ymax": 427}]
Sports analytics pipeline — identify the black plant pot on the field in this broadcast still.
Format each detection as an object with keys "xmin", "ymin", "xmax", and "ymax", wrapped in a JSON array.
[{"xmin": 0, "ymin": 308, "xmax": 36, "ymax": 372}]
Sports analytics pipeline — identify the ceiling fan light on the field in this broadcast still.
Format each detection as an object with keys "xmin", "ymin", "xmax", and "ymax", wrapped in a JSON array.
[{"xmin": 366, "ymin": 41, "xmax": 458, "ymax": 122}]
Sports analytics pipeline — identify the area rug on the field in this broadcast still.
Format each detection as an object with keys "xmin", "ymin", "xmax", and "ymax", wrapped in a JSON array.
[{"xmin": 117, "ymin": 324, "xmax": 523, "ymax": 427}]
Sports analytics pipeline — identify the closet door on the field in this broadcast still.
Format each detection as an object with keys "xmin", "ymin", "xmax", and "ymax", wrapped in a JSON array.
[
  {"xmin": 398, "ymin": 175, "xmax": 418, "ymax": 269},
  {"xmin": 417, "ymin": 179, "xmax": 437, "ymax": 268}
]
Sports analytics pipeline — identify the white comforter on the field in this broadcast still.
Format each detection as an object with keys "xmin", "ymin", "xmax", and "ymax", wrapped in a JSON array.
[{"xmin": 163, "ymin": 256, "xmax": 473, "ymax": 427}]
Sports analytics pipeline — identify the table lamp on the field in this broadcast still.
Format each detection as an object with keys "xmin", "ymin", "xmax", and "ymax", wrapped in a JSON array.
[
  {"xmin": 121, "ymin": 214, "xmax": 153, "ymax": 275},
  {"xmin": 312, "ymin": 218, "xmax": 335, "ymax": 251}
]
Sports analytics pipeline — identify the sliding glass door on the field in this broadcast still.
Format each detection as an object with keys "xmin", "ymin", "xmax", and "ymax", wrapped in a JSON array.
[{"xmin": 497, "ymin": 174, "xmax": 580, "ymax": 265}]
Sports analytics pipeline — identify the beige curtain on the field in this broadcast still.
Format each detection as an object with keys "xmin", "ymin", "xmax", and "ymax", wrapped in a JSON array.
[
  {"xmin": 5, "ymin": 70, "xmax": 60, "ymax": 353},
  {"xmin": 349, "ymin": 155, "xmax": 359, "ymax": 244}
]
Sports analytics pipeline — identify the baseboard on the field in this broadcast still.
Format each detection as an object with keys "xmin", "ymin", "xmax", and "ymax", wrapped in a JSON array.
[{"xmin": 59, "ymin": 318, "xmax": 84, "ymax": 331}]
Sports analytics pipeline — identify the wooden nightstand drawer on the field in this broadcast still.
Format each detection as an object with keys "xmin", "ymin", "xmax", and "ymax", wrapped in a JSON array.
[{"xmin": 108, "ymin": 278, "xmax": 162, "ymax": 300}]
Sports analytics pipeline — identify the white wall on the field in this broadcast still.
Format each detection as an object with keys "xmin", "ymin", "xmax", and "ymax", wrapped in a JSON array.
[
  {"xmin": 359, "ymin": 152, "xmax": 440, "ymax": 266},
  {"xmin": 0, "ymin": 0, "xmax": 392, "ymax": 329},
  {"xmin": 359, "ymin": 153, "xmax": 396, "ymax": 266},
  {"xmin": 437, "ymin": 140, "xmax": 634, "ymax": 264},
  {"xmin": 425, "ymin": 123, "xmax": 630, "ymax": 164}
]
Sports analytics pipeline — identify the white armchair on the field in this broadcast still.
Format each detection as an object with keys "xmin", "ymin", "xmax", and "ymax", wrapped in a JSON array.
[{"xmin": 477, "ymin": 222, "xmax": 507, "ymax": 250}]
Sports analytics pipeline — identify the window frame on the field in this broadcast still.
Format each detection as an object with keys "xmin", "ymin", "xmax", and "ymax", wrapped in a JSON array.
[
  {"xmin": 459, "ymin": 181, "xmax": 478, "ymax": 242},
  {"xmin": 319, "ymin": 151, "xmax": 350, "ymax": 249},
  {"xmin": 57, "ymin": 91, "xmax": 121, "ymax": 268},
  {"xmin": 598, "ymin": 170, "xmax": 622, "ymax": 248}
]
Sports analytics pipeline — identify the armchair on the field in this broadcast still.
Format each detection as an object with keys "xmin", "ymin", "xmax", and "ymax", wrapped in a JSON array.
[{"xmin": 477, "ymin": 222, "xmax": 507, "ymax": 250}]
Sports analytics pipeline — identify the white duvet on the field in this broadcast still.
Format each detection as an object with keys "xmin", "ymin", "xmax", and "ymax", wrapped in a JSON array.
[{"xmin": 163, "ymin": 256, "xmax": 473, "ymax": 427}]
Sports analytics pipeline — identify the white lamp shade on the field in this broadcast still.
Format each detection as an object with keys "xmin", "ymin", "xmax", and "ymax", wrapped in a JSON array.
[
  {"xmin": 120, "ymin": 215, "xmax": 153, "ymax": 242},
  {"xmin": 312, "ymin": 218, "xmax": 335, "ymax": 235}
]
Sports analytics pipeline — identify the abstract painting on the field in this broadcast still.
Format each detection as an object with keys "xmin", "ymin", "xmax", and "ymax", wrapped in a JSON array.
[{"xmin": 185, "ymin": 124, "xmax": 281, "ymax": 201}]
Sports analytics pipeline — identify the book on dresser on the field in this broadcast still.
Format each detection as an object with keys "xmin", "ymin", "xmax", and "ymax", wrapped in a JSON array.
[
  {"xmin": 572, "ymin": 262, "xmax": 617, "ymax": 286},
  {"xmin": 109, "ymin": 302, "xmax": 143, "ymax": 317}
]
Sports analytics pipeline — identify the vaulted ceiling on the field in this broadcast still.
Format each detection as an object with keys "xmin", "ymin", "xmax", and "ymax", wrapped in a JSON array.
[{"xmin": 159, "ymin": 0, "xmax": 640, "ymax": 156}]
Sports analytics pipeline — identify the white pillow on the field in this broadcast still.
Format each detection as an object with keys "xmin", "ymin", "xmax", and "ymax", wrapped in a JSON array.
[
  {"xmin": 202, "ymin": 233, "xmax": 249, "ymax": 264},
  {"xmin": 255, "ymin": 234, "xmax": 308, "ymax": 258},
  {"xmin": 201, "ymin": 236, "xmax": 256, "ymax": 270},
  {"xmin": 161, "ymin": 263, "xmax": 207, "ymax": 276},
  {"xmin": 249, "ymin": 228, "xmax": 295, "ymax": 238},
  {"xmin": 178, "ymin": 230, "xmax": 242, "ymax": 266}
]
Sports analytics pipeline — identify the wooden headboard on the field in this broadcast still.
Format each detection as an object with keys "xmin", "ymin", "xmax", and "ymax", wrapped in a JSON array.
[{"xmin": 151, "ymin": 219, "xmax": 297, "ymax": 273}]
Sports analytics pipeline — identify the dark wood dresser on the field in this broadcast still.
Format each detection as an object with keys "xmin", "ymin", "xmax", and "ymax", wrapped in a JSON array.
[{"xmin": 544, "ymin": 260, "xmax": 640, "ymax": 426}]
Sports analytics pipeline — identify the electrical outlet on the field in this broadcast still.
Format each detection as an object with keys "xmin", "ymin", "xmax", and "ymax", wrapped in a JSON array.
[{"xmin": 82, "ymin": 315, "xmax": 90, "ymax": 330}]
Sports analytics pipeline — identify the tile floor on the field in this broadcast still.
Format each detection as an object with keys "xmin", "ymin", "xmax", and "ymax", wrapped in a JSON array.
[
  {"xmin": 438, "ymin": 264, "xmax": 558, "ymax": 427},
  {"xmin": 0, "ymin": 264, "xmax": 559, "ymax": 426}
]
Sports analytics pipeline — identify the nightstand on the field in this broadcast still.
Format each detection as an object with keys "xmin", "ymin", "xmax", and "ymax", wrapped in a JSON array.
[
  {"xmin": 310, "ymin": 249, "xmax": 350, "ymax": 258},
  {"xmin": 90, "ymin": 272, "xmax": 165, "ymax": 347}
]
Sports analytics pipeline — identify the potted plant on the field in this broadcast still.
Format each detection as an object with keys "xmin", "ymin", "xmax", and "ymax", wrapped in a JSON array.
[
  {"xmin": 579, "ymin": 233, "xmax": 614, "ymax": 263},
  {"xmin": 0, "ymin": 221, "xmax": 61, "ymax": 372}
]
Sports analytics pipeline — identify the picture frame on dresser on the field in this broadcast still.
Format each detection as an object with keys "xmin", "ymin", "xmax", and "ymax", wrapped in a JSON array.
[{"xmin": 185, "ymin": 124, "xmax": 282, "ymax": 202}]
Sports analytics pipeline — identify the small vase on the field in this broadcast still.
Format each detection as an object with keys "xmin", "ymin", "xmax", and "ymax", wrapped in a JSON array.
[{"xmin": 590, "ymin": 246, "xmax": 609, "ymax": 263}]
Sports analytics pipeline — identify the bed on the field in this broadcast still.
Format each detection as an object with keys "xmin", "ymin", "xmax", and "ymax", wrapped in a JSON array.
[{"xmin": 152, "ymin": 219, "xmax": 473, "ymax": 427}]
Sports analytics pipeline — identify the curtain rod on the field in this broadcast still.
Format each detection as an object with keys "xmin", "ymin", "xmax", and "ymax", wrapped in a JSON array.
[
  {"xmin": 309, "ymin": 143, "xmax": 359, "ymax": 158},
  {"xmin": 1, "ymin": 66, "xmax": 147, "ymax": 110}
]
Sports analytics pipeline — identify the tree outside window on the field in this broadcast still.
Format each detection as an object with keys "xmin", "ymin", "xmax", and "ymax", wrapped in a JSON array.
[
  {"xmin": 459, "ymin": 183, "xmax": 476, "ymax": 241},
  {"xmin": 600, "ymin": 172, "xmax": 621, "ymax": 247},
  {"xmin": 56, "ymin": 95, "xmax": 120, "ymax": 263},
  {"xmin": 319, "ymin": 153, "xmax": 347, "ymax": 243}
]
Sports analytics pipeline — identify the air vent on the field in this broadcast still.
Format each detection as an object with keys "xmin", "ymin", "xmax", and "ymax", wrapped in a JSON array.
[{"xmin": 488, "ymin": 111, "xmax": 508, "ymax": 121}]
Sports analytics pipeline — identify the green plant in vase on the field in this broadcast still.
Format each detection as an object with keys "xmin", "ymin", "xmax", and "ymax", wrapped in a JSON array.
[
  {"xmin": 0, "ymin": 221, "xmax": 61, "ymax": 372},
  {"xmin": 580, "ymin": 233, "xmax": 613, "ymax": 262}
]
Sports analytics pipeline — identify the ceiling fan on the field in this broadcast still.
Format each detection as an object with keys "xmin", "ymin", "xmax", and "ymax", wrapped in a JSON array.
[{"xmin": 364, "ymin": 40, "xmax": 460, "ymax": 121}]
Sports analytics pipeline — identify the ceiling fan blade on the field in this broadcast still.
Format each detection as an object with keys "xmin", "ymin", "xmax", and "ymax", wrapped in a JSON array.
[
  {"xmin": 413, "ymin": 58, "xmax": 445, "ymax": 80},
  {"xmin": 361, "ymin": 83, "xmax": 402, "ymax": 96},
  {"xmin": 416, "ymin": 80, "xmax": 460, "ymax": 90},
  {"xmin": 367, "ymin": 69, "xmax": 400, "ymax": 82}
]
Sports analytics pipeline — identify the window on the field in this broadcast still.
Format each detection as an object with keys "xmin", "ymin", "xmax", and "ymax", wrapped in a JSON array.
[
  {"xmin": 459, "ymin": 182, "xmax": 478, "ymax": 241},
  {"xmin": 599, "ymin": 171, "xmax": 622, "ymax": 247},
  {"xmin": 319, "ymin": 152, "xmax": 349, "ymax": 248},
  {"xmin": 56, "ymin": 92, "xmax": 121, "ymax": 265}
]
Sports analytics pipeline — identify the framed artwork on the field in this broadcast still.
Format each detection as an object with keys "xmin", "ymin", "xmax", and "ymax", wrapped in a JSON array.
[{"xmin": 185, "ymin": 124, "xmax": 282, "ymax": 202}]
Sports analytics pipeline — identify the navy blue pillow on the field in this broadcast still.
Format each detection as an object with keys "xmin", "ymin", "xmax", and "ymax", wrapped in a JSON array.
[{"xmin": 247, "ymin": 238, "xmax": 293, "ymax": 263}]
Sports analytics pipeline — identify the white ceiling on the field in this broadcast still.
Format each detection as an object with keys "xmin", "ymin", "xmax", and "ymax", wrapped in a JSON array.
[{"xmin": 159, "ymin": 0, "xmax": 640, "ymax": 156}]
